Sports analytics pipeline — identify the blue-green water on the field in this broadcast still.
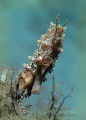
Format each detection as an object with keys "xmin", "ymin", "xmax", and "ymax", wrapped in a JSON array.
[{"xmin": 0, "ymin": 0, "xmax": 86, "ymax": 119}]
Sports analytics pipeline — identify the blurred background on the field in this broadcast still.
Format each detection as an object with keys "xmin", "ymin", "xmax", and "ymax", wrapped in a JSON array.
[{"xmin": 0, "ymin": 0, "xmax": 86, "ymax": 119}]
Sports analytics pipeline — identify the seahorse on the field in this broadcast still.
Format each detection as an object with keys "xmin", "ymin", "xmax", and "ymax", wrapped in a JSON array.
[{"xmin": 13, "ymin": 15, "xmax": 69, "ymax": 98}]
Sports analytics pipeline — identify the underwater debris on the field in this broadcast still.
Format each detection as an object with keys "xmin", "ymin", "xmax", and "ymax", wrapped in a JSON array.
[
  {"xmin": 0, "ymin": 68, "xmax": 11, "ymax": 84},
  {"xmin": 0, "ymin": 68, "xmax": 33, "ymax": 119}
]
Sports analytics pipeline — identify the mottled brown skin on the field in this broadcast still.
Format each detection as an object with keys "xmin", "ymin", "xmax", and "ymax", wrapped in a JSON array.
[
  {"xmin": 13, "ymin": 16, "xmax": 68, "ymax": 97},
  {"xmin": 20, "ymin": 69, "xmax": 34, "ymax": 90}
]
